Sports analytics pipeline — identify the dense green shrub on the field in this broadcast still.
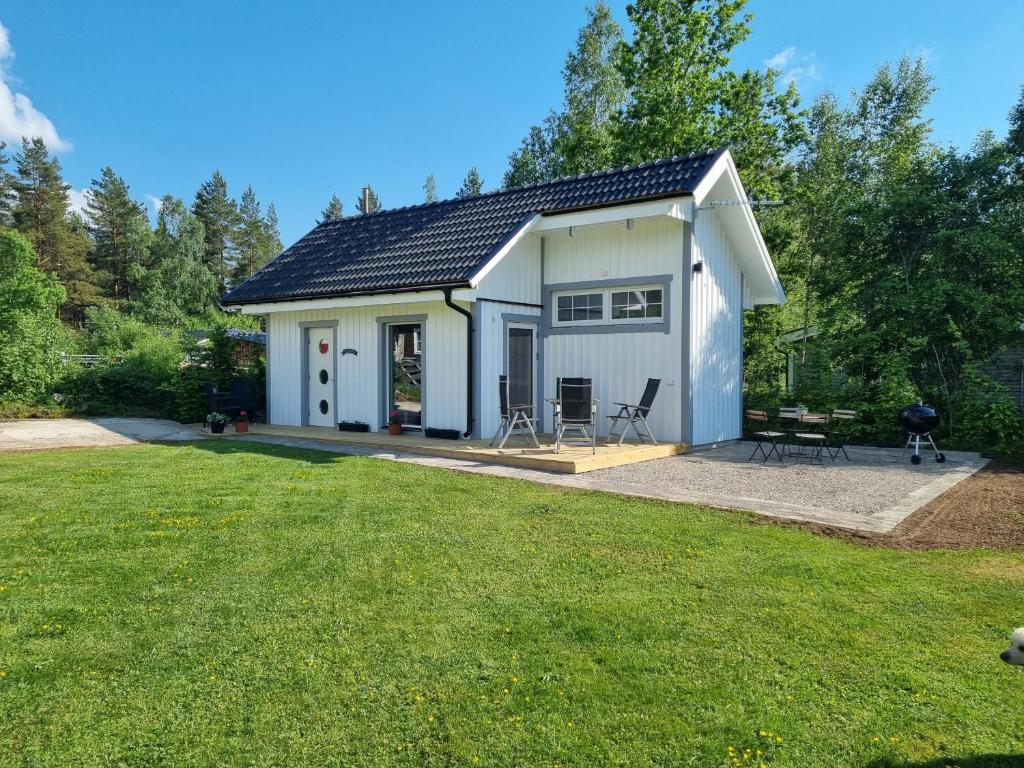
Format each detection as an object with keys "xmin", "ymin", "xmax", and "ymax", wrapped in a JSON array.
[
  {"xmin": 0, "ymin": 231, "xmax": 76, "ymax": 408},
  {"xmin": 58, "ymin": 313, "xmax": 265, "ymax": 423}
]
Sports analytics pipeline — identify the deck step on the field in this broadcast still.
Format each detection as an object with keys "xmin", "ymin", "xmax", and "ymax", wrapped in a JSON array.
[{"xmin": 232, "ymin": 424, "xmax": 688, "ymax": 474}]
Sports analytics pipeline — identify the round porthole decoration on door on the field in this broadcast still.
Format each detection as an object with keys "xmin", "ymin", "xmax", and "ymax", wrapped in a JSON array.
[
  {"xmin": 319, "ymin": 339, "xmax": 329, "ymax": 354},
  {"xmin": 319, "ymin": 399, "xmax": 329, "ymax": 415},
  {"xmin": 319, "ymin": 369, "xmax": 329, "ymax": 384}
]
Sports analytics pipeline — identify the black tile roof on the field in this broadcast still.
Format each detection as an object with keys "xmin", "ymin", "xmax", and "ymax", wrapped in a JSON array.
[{"xmin": 221, "ymin": 148, "xmax": 725, "ymax": 306}]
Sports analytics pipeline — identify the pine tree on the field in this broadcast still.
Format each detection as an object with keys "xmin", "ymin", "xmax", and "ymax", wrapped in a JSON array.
[
  {"xmin": 11, "ymin": 138, "xmax": 102, "ymax": 323},
  {"xmin": 192, "ymin": 171, "xmax": 239, "ymax": 293},
  {"xmin": 355, "ymin": 185, "xmax": 382, "ymax": 214},
  {"xmin": 456, "ymin": 167, "xmax": 484, "ymax": 198},
  {"xmin": 318, "ymin": 193, "xmax": 344, "ymax": 223},
  {"xmin": 264, "ymin": 203, "xmax": 283, "ymax": 254},
  {"xmin": 233, "ymin": 185, "xmax": 278, "ymax": 282},
  {"xmin": 423, "ymin": 174, "xmax": 438, "ymax": 203},
  {"xmin": 84, "ymin": 166, "xmax": 151, "ymax": 304},
  {"xmin": 0, "ymin": 141, "xmax": 14, "ymax": 226},
  {"xmin": 133, "ymin": 195, "xmax": 219, "ymax": 324}
]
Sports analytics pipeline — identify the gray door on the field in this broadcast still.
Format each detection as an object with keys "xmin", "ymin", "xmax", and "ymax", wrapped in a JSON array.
[{"xmin": 507, "ymin": 326, "xmax": 534, "ymax": 408}]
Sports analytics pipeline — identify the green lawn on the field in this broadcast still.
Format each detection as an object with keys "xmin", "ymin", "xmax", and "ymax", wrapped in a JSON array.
[{"xmin": 0, "ymin": 442, "xmax": 1021, "ymax": 767}]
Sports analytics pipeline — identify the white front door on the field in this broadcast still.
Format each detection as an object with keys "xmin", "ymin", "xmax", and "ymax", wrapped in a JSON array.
[{"xmin": 306, "ymin": 328, "xmax": 335, "ymax": 427}]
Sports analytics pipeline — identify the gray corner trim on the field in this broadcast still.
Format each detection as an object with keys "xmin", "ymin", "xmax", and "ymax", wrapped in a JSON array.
[
  {"xmin": 539, "ymin": 237, "xmax": 546, "ymax": 427},
  {"xmin": 739, "ymin": 272, "xmax": 745, "ymax": 433},
  {"xmin": 298, "ymin": 321, "xmax": 339, "ymax": 427},
  {"xmin": 541, "ymin": 274, "xmax": 673, "ymax": 337},
  {"xmin": 376, "ymin": 315, "xmax": 428, "ymax": 430},
  {"xmin": 264, "ymin": 318, "xmax": 272, "ymax": 424},
  {"xmin": 471, "ymin": 302, "xmax": 483, "ymax": 439},
  {"xmin": 681, "ymin": 220, "xmax": 693, "ymax": 445},
  {"xmin": 500, "ymin": 313, "xmax": 543, "ymax": 433}
]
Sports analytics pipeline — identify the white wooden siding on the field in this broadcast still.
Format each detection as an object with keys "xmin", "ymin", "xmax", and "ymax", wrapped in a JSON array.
[
  {"xmin": 476, "ymin": 301, "xmax": 542, "ymax": 439},
  {"xmin": 541, "ymin": 219, "xmax": 686, "ymax": 442},
  {"xmin": 266, "ymin": 300, "xmax": 469, "ymax": 431},
  {"xmin": 475, "ymin": 234, "xmax": 542, "ymax": 304},
  {"xmin": 690, "ymin": 210, "xmax": 744, "ymax": 444}
]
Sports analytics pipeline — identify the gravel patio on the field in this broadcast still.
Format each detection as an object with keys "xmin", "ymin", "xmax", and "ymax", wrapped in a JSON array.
[
  {"xmin": 227, "ymin": 433, "xmax": 988, "ymax": 534},
  {"xmin": 0, "ymin": 418, "xmax": 989, "ymax": 534}
]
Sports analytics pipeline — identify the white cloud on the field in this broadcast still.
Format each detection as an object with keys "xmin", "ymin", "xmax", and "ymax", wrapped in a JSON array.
[
  {"xmin": 765, "ymin": 46, "xmax": 820, "ymax": 87},
  {"xmin": 145, "ymin": 193, "xmax": 163, "ymax": 214},
  {"xmin": 0, "ymin": 20, "xmax": 70, "ymax": 151},
  {"xmin": 67, "ymin": 187, "xmax": 89, "ymax": 217},
  {"xmin": 764, "ymin": 47, "xmax": 795, "ymax": 70},
  {"xmin": 0, "ymin": 20, "xmax": 12, "ymax": 60}
]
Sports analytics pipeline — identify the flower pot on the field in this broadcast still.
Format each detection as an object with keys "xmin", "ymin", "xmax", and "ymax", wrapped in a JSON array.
[
  {"xmin": 210, "ymin": 422, "xmax": 226, "ymax": 434},
  {"xmin": 388, "ymin": 423, "xmax": 402, "ymax": 436},
  {"xmin": 235, "ymin": 421, "xmax": 249, "ymax": 434}
]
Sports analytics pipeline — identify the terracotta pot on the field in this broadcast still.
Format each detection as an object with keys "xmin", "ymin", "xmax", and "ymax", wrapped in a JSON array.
[
  {"xmin": 388, "ymin": 423, "xmax": 402, "ymax": 436},
  {"xmin": 235, "ymin": 421, "xmax": 249, "ymax": 434}
]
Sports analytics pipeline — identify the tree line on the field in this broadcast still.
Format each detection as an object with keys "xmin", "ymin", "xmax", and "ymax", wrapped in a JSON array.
[
  {"xmin": 0, "ymin": 139, "xmax": 282, "ymax": 327},
  {"xmin": 500, "ymin": 0, "xmax": 1023, "ymax": 453}
]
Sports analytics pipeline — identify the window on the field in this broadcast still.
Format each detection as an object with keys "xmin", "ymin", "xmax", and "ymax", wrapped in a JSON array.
[
  {"xmin": 556, "ymin": 292, "xmax": 603, "ymax": 323},
  {"xmin": 611, "ymin": 288, "xmax": 662, "ymax": 320},
  {"xmin": 552, "ymin": 283, "xmax": 666, "ymax": 328}
]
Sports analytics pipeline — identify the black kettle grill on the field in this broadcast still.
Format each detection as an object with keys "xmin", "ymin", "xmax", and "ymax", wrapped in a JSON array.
[{"xmin": 899, "ymin": 401, "xmax": 946, "ymax": 465}]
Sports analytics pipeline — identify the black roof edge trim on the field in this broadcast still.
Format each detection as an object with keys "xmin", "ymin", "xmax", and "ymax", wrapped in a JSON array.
[
  {"xmin": 219, "ymin": 280, "xmax": 473, "ymax": 308},
  {"xmin": 538, "ymin": 191, "xmax": 695, "ymax": 218}
]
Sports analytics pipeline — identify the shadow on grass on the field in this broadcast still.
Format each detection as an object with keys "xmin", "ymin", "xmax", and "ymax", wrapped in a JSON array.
[
  {"xmin": 176, "ymin": 437, "xmax": 348, "ymax": 465},
  {"xmin": 864, "ymin": 756, "xmax": 1024, "ymax": 768}
]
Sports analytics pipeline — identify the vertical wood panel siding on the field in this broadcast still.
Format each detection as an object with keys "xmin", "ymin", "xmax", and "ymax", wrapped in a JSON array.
[
  {"xmin": 266, "ymin": 300, "xmax": 468, "ymax": 431},
  {"xmin": 690, "ymin": 211, "xmax": 744, "ymax": 444},
  {"xmin": 476, "ymin": 301, "xmax": 542, "ymax": 438},
  {"xmin": 475, "ymin": 234, "xmax": 542, "ymax": 304},
  {"xmin": 541, "ymin": 219, "xmax": 686, "ymax": 442}
]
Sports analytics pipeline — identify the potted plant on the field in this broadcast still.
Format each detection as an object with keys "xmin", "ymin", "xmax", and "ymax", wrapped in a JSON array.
[
  {"xmin": 235, "ymin": 410, "xmax": 249, "ymax": 434},
  {"xmin": 388, "ymin": 410, "xmax": 402, "ymax": 436},
  {"xmin": 207, "ymin": 412, "xmax": 230, "ymax": 434}
]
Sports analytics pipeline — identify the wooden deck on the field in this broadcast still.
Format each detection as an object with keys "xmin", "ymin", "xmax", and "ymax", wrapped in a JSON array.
[{"xmin": 238, "ymin": 424, "xmax": 688, "ymax": 474}]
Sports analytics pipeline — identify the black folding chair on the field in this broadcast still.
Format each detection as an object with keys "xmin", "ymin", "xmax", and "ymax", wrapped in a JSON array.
[
  {"xmin": 826, "ymin": 409, "xmax": 856, "ymax": 461},
  {"xmin": 552, "ymin": 377, "xmax": 598, "ymax": 454},
  {"xmin": 606, "ymin": 378, "xmax": 661, "ymax": 446},
  {"xmin": 489, "ymin": 375, "xmax": 539, "ymax": 449},
  {"xmin": 745, "ymin": 409, "xmax": 785, "ymax": 461}
]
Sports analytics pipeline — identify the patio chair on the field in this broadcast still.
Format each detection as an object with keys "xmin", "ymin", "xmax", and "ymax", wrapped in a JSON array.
[
  {"xmin": 489, "ymin": 374, "xmax": 540, "ymax": 450},
  {"xmin": 552, "ymin": 377, "xmax": 598, "ymax": 454},
  {"xmin": 744, "ymin": 409, "xmax": 785, "ymax": 461},
  {"xmin": 825, "ymin": 409, "xmax": 856, "ymax": 461},
  {"xmin": 790, "ymin": 412, "xmax": 829, "ymax": 463},
  {"xmin": 606, "ymin": 378, "xmax": 661, "ymax": 446}
]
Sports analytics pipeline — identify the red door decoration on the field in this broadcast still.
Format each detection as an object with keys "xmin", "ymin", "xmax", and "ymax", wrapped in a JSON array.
[{"xmin": 319, "ymin": 339, "xmax": 329, "ymax": 354}]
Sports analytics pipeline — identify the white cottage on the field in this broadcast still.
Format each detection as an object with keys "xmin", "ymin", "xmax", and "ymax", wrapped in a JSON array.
[{"xmin": 221, "ymin": 148, "xmax": 785, "ymax": 446}]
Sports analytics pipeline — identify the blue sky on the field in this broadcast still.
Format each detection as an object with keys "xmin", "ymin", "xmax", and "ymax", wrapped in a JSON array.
[{"xmin": 0, "ymin": 1, "xmax": 1021, "ymax": 245}]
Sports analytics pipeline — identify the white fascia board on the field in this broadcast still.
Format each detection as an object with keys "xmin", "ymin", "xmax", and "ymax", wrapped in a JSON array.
[
  {"xmin": 468, "ymin": 214, "xmax": 540, "ymax": 288},
  {"xmin": 235, "ymin": 289, "xmax": 452, "ymax": 315},
  {"xmin": 694, "ymin": 149, "xmax": 786, "ymax": 306},
  {"xmin": 533, "ymin": 197, "xmax": 689, "ymax": 233}
]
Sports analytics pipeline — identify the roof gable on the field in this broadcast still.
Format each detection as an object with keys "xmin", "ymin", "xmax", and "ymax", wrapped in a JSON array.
[{"xmin": 221, "ymin": 149, "xmax": 724, "ymax": 306}]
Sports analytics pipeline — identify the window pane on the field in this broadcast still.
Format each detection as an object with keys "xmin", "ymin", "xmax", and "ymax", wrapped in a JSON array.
[
  {"xmin": 557, "ymin": 296, "xmax": 570, "ymax": 309},
  {"xmin": 647, "ymin": 289, "xmax": 662, "ymax": 304},
  {"xmin": 557, "ymin": 308, "xmax": 572, "ymax": 322},
  {"xmin": 645, "ymin": 302, "xmax": 662, "ymax": 318}
]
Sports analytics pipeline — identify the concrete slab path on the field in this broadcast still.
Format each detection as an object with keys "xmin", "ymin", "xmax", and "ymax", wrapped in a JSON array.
[{"xmin": 0, "ymin": 418, "xmax": 203, "ymax": 451}]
